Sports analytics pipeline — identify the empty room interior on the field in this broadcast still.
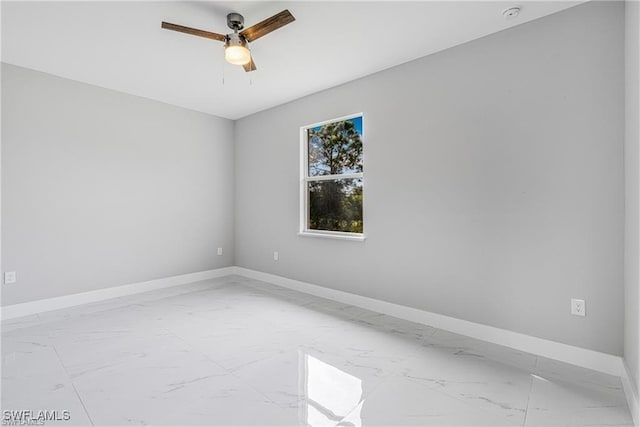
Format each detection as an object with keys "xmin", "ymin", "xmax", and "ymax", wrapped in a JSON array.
[{"xmin": 2, "ymin": 1, "xmax": 640, "ymax": 426}]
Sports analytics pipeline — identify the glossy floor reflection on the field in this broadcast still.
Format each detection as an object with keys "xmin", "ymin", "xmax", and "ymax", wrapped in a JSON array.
[{"xmin": 2, "ymin": 275, "xmax": 633, "ymax": 426}]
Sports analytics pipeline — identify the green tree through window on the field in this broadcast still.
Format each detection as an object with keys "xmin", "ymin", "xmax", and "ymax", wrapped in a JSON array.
[{"xmin": 303, "ymin": 115, "xmax": 363, "ymax": 235}]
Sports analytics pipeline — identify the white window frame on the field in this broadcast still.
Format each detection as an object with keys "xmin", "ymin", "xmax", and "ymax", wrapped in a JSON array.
[{"xmin": 298, "ymin": 113, "xmax": 366, "ymax": 241}]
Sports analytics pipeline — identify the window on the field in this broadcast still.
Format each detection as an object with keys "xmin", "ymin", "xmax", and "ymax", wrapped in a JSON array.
[{"xmin": 300, "ymin": 114, "xmax": 364, "ymax": 240}]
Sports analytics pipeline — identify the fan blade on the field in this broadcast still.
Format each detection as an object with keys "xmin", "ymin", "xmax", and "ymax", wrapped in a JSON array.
[
  {"xmin": 243, "ymin": 56, "xmax": 257, "ymax": 72},
  {"xmin": 240, "ymin": 10, "xmax": 295, "ymax": 42},
  {"xmin": 161, "ymin": 22, "xmax": 226, "ymax": 42}
]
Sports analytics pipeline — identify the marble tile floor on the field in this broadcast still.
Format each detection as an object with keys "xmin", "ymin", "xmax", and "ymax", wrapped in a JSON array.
[{"xmin": 1, "ymin": 275, "xmax": 633, "ymax": 426}]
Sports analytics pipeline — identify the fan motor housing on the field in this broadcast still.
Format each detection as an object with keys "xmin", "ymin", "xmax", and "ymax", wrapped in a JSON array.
[{"xmin": 225, "ymin": 32, "xmax": 247, "ymax": 48}]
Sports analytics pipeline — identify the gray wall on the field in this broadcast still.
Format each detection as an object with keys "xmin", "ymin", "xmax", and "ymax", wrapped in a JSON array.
[
  {"xmin": 625, "ymin": 0, "xmax": 640, "ymax": 393},
  {"xmin": 235, "ymin": 2, "xmax": 625, "ymax": 355},
  {"xmin": 2, "ymin": 64, "xmax": 235, "ymax": 305}
]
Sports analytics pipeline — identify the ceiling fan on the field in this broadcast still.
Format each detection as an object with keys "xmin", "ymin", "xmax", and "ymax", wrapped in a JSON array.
[{"xmin": 161, "ymin": 10, "xmax": 295, "ymax": 72}]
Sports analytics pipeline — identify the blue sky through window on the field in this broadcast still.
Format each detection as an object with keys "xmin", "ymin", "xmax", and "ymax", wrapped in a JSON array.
[{"xmin": 310, "ymin": 116, "xmax": 362, "ymax": 136}]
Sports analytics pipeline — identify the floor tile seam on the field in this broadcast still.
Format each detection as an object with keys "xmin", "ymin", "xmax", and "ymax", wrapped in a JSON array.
[
  {"xmin": 397, "ymin": 372, "xmax": 530, "ymax": 425},
  {"xmin": 152, "ymin": 287, "xmax": 387, "ymax": 414},
  {"xmin": 51, "ymin": 344, "xmax": 95, "ymax": 426},
  {"xmin": 522, "ymin": 366, "xmax": 536, "ymax": 427},
  {"xmin": 124, "ymin": 301, "xmax": 289, "ymax": 407},
  {"xmin": 5, "ymin": 304, "xmax": 134, "ymax": 334},
  {"xmin": 54, "ymin": 308, "xmax": 291, "ymax": 424},
  {"xmin": 1, "ymin": 319, "xmax": 48, "ymax": 334},
  {"xmin": 153, "ymin": 321, "xmax": 286, "ymax": 410},
  {"xmin": 112, "ymin": 297, "xmax": 244, "ymax": 379},
  {"xmin": 526, "ymin": 373, "xmax": 627, "ymax": 395},
  {"xmin": 1, "ymin": 283, "xmax": 220, "ymax": 329}
]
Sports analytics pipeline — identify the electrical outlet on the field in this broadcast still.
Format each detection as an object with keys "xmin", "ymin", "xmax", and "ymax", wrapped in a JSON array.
[
  {"xmin": 4, "ymin": 272, "xmax": 16, "ymax": 285},
  {"xmin": 273, "ymin": 251, "xmax": 279, "ymax": 261},
  {"xmin": 571, "ymin": 298, "xmax": 586, "ymax": 317},
  {"xmin": 217, "ymin": 247, "xmax": 223, "ymax": 256}
]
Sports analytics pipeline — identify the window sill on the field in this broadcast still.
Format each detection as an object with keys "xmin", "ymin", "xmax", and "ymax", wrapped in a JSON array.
[{"xmin": 298, "ymin": 231, "xmax": 367, "ymax": 242}]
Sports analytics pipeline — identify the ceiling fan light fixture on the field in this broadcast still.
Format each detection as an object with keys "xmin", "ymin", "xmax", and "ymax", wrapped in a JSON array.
[
  {"xmin": 162, "ymin": 9, "xmax": 295, "ymax": 73},
  {"xmin": 224, "ymin": 34, "xmax": 251, "ymax": 65}
]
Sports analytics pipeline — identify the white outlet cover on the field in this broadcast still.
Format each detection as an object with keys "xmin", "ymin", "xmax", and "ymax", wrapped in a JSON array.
[
  {"xmin": 217, "ymin": 247, "xmax": 223, "ymax": 256},
  {"xmin": 273, "ymin": 251, "xmax": 279, "ymax": 261},
  {"xmin": 4, "ymin": 272, "xmax": 16, "ymax": 284},
  {"xmin": 571, "ymin": 298, "xmax": 586, "ymax": 317}
]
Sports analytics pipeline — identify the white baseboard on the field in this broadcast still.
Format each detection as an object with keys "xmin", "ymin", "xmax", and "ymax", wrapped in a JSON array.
[
  {"xmin": 622, "ymin": 361, "xmax": 640, "ymax": 427},
  {"xmin": 1, "ymin": 267, "xmax": 235, "ymax": 321},
  {"xmin": 232, "ymin": 267, "xmax": 625, "ymax": 378}
]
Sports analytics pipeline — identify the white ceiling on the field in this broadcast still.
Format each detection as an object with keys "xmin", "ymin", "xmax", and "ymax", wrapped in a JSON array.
[{"xmin": 2, "ymin": 1, "xmax": 582, "ymax": 120}]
